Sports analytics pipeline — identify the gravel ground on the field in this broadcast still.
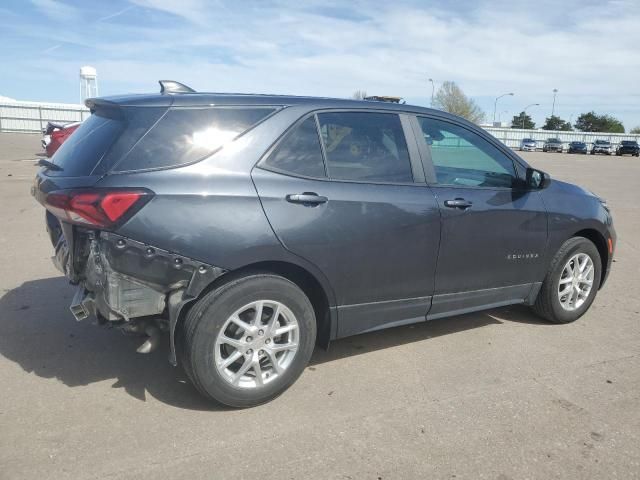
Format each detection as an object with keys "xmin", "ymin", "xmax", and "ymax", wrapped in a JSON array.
[{"xmin": 1, "ymin": 133, "xmax": 639, "ymax": 479}]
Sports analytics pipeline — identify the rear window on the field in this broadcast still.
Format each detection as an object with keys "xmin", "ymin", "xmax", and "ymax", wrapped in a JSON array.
[
  {"xmin": 48, "ymin": 113, "xmax": 125, "ymax": 177},
  {"xmin": 113, "ymin": 107, "xmax": 276, "ymax": 172}
]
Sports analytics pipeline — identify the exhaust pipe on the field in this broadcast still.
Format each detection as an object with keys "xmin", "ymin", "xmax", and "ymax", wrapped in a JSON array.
[
  {"xmin": 69, "ymin": 285, "xmax": 91, "ymax": 321},
  {"xmin": 136, "ymin": 324, "xmax": 161, "ymax": 354}
]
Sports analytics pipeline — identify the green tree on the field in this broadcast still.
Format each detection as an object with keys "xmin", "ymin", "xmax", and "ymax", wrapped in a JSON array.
[
  {"xmin": 575, "ymin": 111, "xmax": 625, "ymax": 133},
  {"xmin": 542, "ymin": 115, "xmax": 572, "ymax": 131},
  {"xmin": 433, "ymin": 81, "xmax": 486, "ymax": 124},
  {"xmin": 511, "ymin": 111, "xmax": 535, "ymax": 129},
  {"xmin": 630, "ymin": 126, "xmax": 640, "ymax": 134}
]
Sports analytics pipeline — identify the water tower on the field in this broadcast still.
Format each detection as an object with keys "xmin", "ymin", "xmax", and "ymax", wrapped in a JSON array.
[{"xmin": 80, "ymin": 66, "xmax": 98, "ymax": 102}]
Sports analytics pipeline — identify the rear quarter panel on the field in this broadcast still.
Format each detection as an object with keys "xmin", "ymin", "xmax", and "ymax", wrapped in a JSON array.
[{"xmin": 94, "ymin": 105, "xmax": 337, "ymax": 304}]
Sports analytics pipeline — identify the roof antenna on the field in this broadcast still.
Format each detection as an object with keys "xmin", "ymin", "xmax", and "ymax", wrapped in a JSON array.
[{"xmin": 159, "ymin": 80, "xmax": 196, "ymax": 94}]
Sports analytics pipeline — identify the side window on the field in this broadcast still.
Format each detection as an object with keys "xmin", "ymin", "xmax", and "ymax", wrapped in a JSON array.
[
  {"xmin": 114, "ymin": 107, "xmax": 276, "ymax": 172},
  {"xmin": 317, "ymin": 112, "xmax": 413, "ymax": 183},
  {"xmin": 417, "ymin": 117, "xmax": 517, "ymax": 188},
  {"xmin": 262, "ymin": 117, "xmax": 326, "ymax": 178}
]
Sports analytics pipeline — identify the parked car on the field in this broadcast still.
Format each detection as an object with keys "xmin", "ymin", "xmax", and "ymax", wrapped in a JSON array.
[
  {"xmin": 43, "ymin": 121, "xmax": 81, "ymax": 157},
  {"xmin": 568, "ymin": 141, "xmax": 588, "ymax": 154},
  {"xmin": 543, "ymin": 138, "xmax": 563, "ymax": 153},
  {"xmin": 519, "ymin": 138, "xmax": 537, "ymax": 151},
  {"xmin": 616, "ymin": 140, "xmax": 639, "ymax": 157},
  {"xmin": 32, "ymin": 81, "xmax": 616, "ymax": 407},
  {"xmin": 42, "ymin": 122, "xmax": 66, "ymax": 149},
  {"xmin": 591, "ymin": 140, "xmax": 613, "ymax": 155}
]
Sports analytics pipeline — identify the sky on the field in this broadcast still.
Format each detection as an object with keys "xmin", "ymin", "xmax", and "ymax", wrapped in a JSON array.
[{"xmin": 1, "ymin": 0, "xmax": 639, "ymax": 129}]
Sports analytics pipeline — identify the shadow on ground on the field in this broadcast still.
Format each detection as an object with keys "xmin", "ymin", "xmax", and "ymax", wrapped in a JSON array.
[{"xmin": 0, "ymin": 277, "xmax": 549, "ymax": 410}]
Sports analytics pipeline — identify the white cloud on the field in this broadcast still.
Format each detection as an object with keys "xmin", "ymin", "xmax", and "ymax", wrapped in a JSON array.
[
  {"xmin": 129, "ymin": 0, "xmax": 219, "ymax": 26},
  {"xmin": 8, "ymin": 0, "xmax": 640, "ymax": 126},
  {"xmin": 30, "ymin": 0, "xmax": 78, "ymax": 22},
  {"xmin": 96, "ymin": 5, "xmax": 136, "ymax": 23}
]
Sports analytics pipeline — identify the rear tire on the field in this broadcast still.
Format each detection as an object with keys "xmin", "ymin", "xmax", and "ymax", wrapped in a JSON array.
[
  {"xmin": 180, "ymin": 274, "xmax": 316, "ymax": 407},
  {"xmin": 533, "ymin": 237, "xmax": 601, "ymax": 324}
]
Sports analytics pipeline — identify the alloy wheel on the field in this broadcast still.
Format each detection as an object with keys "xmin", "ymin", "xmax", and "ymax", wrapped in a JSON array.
[
  {"xmin": 214, "ymin": 300, "xmax": 299, "ymax": 389},
  {"xmin": 557, "ymin": 253, "xmax": 595, "ymax": 311}
]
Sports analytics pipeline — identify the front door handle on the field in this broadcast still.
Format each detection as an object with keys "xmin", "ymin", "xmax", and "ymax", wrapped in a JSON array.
[
  {"xmin": 286, "ymin": 193, "xmax": 328, "ymax": 205},
  {"xmin": 444, "ymin": 198, "xmax": 473, "ymax": 209}
]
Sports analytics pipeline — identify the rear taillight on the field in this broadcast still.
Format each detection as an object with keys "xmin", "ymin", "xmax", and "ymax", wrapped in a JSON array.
[{"xmin": 45, "ymin": 189, "xmax": 152, "ymax": 228}]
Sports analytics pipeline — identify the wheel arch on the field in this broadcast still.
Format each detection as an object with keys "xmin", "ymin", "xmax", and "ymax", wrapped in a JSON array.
[
  {"xmin": 172, "ymin": 260, "xmax": 335, "ymax": 365},
  {"xmin": 572, "ymin": 228, "xmax": 608, "ymax": 288}
]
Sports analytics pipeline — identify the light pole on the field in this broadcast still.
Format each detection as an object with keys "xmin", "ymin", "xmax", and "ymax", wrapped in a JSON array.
[
  {"xmin": 551, "ymin": 88, "xmax": 558, "ymax": 117},
  {"xmin": 493, "ymin": 92, "xmax": 514, "ymax": 124},
  {"xmin": 522, "ymin": 103, "xmax": 540, "ymax": 129},
  {"xmin": 428, "ymin": 78, "xmax": 435, "ymax": 107}
]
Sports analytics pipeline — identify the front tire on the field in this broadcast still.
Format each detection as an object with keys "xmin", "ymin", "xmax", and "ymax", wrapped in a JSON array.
[
  {"xmin": 533, "ymin": 237, "xmax": 601, "ymax": 324},
  {"xmin": 180, "ymin": 274, "xmax": 316, "ymax": 407}
]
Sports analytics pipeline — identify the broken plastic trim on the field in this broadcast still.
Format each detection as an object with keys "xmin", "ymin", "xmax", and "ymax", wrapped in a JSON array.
[{"xmin": 77, "ymin": 232, "xmax": 227, "ymax": 363}]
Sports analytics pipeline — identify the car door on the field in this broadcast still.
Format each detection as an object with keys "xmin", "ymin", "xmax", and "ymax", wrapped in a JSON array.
[
  {"xmin": 411, "ymin": 115, "xmax": 548, "ymax": 319},
  {"xmin": 252, "ymin": 110, "xmax": 441, "ymax": 338}
]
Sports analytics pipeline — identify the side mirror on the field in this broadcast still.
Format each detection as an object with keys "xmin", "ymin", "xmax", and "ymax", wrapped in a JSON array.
[{"xmin": 526, "ymin": 168, "xmax": 551, "ymax": 189}]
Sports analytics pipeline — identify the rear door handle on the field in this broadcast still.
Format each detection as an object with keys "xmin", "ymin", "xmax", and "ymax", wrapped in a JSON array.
[
  {"xmin": 286, "ymin": 193, "xmax": 328, "ymax": 205},
  {"xmin": 444, "ymin": 198, "xmax": 473, "ymax": 209}
]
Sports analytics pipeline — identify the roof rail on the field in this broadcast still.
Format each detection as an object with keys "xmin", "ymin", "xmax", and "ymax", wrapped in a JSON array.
[
  {"xmin": 159, "ymin": 80, "xmax": 196, "ymax": 94},
  {"xmin": 364, "ymin": 95, "xmax": 404, "ymax": 104}
]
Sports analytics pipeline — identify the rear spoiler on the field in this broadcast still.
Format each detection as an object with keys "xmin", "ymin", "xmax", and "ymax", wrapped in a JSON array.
[
  {"xmin": 83, "ymin": 80, "xmax": 195, "ymax": 114},
  {"xmin": 84, "ymin": 98, "xmax": 124, "ymax": 119}
]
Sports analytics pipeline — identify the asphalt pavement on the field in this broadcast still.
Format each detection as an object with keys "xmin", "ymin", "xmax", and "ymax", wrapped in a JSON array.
[{"xmin": 1, "ymin": 133, "xmax": 639, "ymax": 479}]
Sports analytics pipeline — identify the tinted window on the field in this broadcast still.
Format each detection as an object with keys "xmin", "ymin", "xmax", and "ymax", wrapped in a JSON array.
[
  {"xmin": 48, "ymin": 113, "xmax": 124, "ymax": 177},
  {"xmin": 93, "ymin": 106, "xmax": 167, "ymax": 174},
  {"xmin": 114, "ymin": 107, "xmax": 275, "ymax": 172},
  {"xmin": 317, "ymin": 112, "xmax": 413, "ymax": 183},
  {"xmin": 417, "ymin": 116, "xmax": 516, "ymax": 188},
  {"xmin": 263, "ymin": 117, "xmax": 326, "ymax": 178}
]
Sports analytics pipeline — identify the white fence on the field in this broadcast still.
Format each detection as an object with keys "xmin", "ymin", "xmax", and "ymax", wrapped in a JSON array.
[
  {"xmin": 0, "ymin": 101, "xmax": 89, "ymax": 133},
  {"xmin": 483, "ymin": 127, "xmax": 640, "ymax": 149},
  {"xmin": 1, "ymin": 101, "xmax": 639, "ymax": 149}
]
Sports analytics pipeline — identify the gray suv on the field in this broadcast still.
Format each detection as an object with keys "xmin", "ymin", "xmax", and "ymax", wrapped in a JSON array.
[{"xmin": 33, "ymin": 81, "xmax": 616, "ymax": 407}]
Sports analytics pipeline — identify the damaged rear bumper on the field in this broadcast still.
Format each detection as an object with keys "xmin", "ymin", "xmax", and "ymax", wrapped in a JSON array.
[{"xmin": 56, "ymin": 229, "xmax": 226, "ymax": 363}]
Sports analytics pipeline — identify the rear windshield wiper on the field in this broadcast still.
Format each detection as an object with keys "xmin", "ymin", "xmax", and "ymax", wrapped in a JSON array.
[{"xmin": 37, "ymin": 159, "xmax": 63, "ymax": 171}]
